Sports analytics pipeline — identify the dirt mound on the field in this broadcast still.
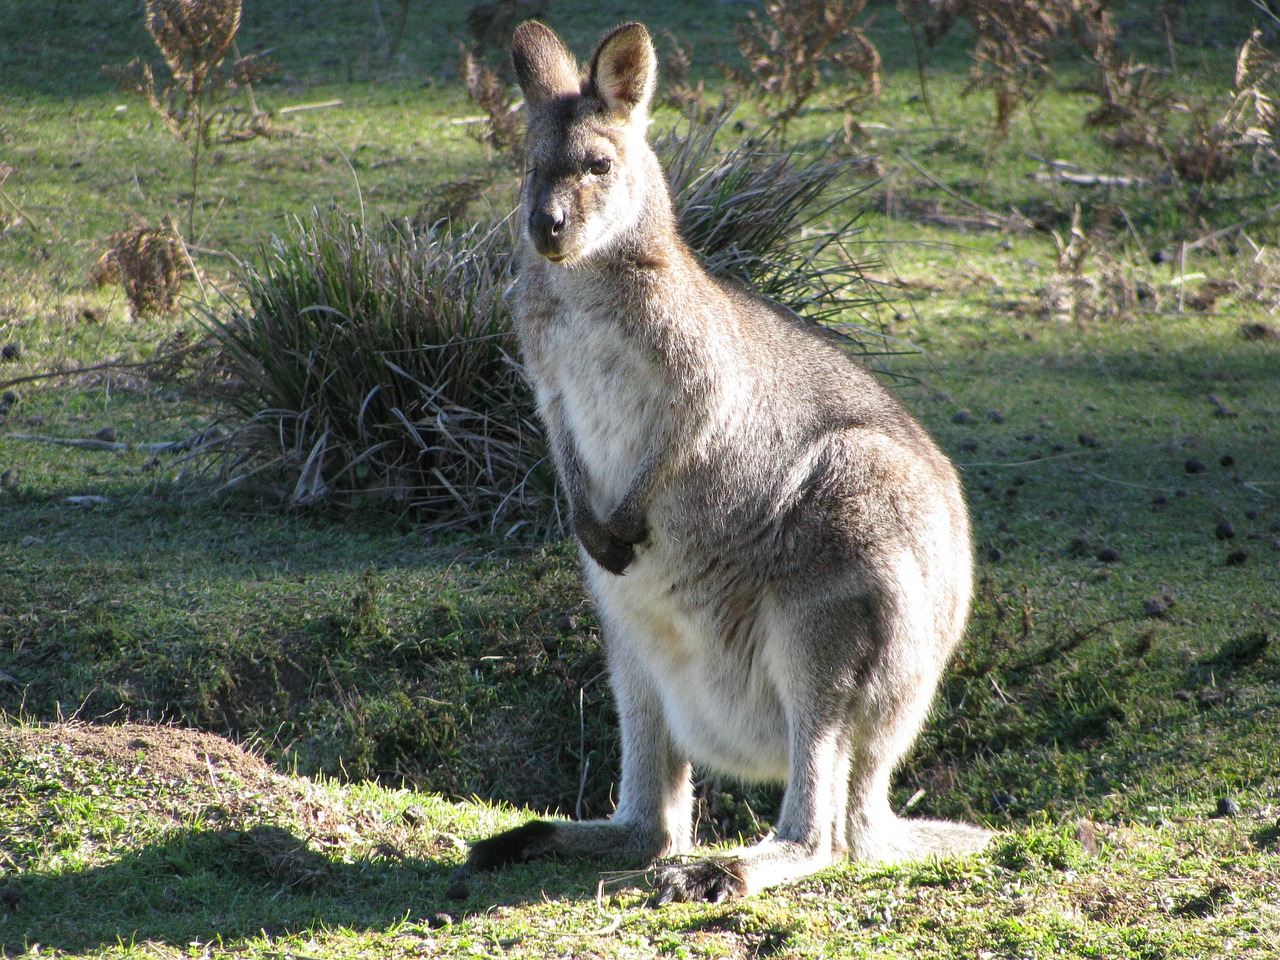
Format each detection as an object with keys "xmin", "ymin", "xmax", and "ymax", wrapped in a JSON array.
[{"xmin": 3, "ymin": 721, "xmax": 276, "ymax": 789}]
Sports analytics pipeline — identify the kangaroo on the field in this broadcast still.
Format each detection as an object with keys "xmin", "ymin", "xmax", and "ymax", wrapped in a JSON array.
[{"xmin": 466, "ymin": 20, "xmax": 992, "ymax": 903}]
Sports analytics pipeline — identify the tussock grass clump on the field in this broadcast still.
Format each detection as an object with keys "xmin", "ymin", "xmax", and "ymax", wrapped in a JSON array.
[
  {"xmin": 197, "ymin": 213, "xmax": 552, "ymax": 529},
  {"xmin": 659, "ymin": 105, "xmax": 884, "ymax": 331},
  {"xmin": 196, "ymin": 109, "xmax": 883, "ymax": 528}
]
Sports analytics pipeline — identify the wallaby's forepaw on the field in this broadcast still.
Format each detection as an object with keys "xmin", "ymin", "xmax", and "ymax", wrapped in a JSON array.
[
  {"xmin": 467, "ymin": 820, "xmax": 557, "ymax": 871},
  {"xmin": 606, "ymin": 503, "xmax": 650, "ymax": 548},
  {"xmin": 650, "ymin": 857, "xmax": 748, "ymax": 906},
  {"xmin": 575, "ymin": 514, "xmax": 639, "ymax": 575}
]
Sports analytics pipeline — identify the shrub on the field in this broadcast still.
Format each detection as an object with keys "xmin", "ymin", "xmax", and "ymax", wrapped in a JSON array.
[{"xmin": 195, "ymin": 212, "xmax": 553, "ymax": 530}]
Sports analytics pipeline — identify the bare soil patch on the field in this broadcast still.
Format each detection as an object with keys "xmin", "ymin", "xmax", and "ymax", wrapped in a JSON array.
[{"xmin": 3, "ymin": 721, "xmax": 276, "ymax": 789}]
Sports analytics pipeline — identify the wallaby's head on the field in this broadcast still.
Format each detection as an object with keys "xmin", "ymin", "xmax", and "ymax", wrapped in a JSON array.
[{"xmin": 511, "ymin": 21, "xmax": 663, "ymax": 266}]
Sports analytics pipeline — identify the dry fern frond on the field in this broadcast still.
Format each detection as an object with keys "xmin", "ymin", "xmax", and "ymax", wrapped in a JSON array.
[
  {"xmin": 659, "ymin": 31, "xmax": 707, "ymax": 117},
  {"xmin": 725, "ymin": 0, "xmax": 881, "ymax": 134},
  {"xmin": 459, "ymin": 47, "xmax": 522, "ymax": 160},
  {"xmin": 93, "ymin": 218, "xmax": 188, "ymax": 319},
  {"xmin": 145, "ymin": 0, "xmax": 241, "ymax": 84}
]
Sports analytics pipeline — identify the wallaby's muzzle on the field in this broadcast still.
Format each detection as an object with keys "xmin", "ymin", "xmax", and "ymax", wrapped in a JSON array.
[{"xmin": 528, "ymin": 202, "xmax": 569, "ymax": 260}]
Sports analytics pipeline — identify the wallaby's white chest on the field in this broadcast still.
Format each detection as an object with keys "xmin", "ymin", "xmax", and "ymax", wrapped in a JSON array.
[{"xmin": 535, "ymin": 301, "xmax": 667, "ymax": 513}]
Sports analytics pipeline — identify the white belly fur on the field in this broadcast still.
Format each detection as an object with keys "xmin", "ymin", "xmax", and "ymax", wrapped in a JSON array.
[
  {"xmin": 588, "ymin": 555, "xmax": 791, "ymax": 783},
  {"xmin": 543, "ymin": 302, "xmax": 791, "ymax": 783}
]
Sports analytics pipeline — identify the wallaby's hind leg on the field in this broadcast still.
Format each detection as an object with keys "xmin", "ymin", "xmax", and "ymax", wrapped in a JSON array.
[
  {"xmin": 651, "ymin": 591, "xmax": 869, "ymax": 903},
  {"xmin": 468, "ymin": 634, "xmax": 693, "ymax": 871},
  {"xmin": 653, "ymin": 707, "xmax": 854, "ymax": 903},
  {"xmin": 841, "ymin": 623, "xmax": 992, "ymax": 865}
]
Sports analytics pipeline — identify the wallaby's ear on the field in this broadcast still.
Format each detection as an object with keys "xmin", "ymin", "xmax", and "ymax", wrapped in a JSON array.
[
  {"xmin": 512, "ymin": 21, "xmax": 580, "ymax": 108},
  {"xmin": 587, "ymin": 23, "xmax": 656, "ymax": 122}
]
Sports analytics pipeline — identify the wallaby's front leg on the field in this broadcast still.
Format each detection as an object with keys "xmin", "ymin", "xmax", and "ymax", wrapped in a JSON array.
[
  {"xmin": 544, "ymin": 395, "xmax": 651, "ymax": 575},
  {"xmin": 467, "ymin": 638, "xmax": 693, "ymax": 870}
]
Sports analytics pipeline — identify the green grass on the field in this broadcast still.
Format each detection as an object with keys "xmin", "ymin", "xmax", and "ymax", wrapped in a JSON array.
[{"xmin": 3, "ymin": 1, "xmax": 1280, "ymax": 957}]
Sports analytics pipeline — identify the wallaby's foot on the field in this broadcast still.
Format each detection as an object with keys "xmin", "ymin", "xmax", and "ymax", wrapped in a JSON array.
[
  {"xmin": 650, "ymin": 857, "xmax": 748, "ymax": 905},
  {"xmin": 467, "ymin": 819, "xmax": 557, "ymax": 871},
  {"xmin": 650, "ymin": 837, "xmax": 840, "ymax": 904},
  {"xmin": 849, "ymin": 815, "xmax": 995, "ymax": 866}
]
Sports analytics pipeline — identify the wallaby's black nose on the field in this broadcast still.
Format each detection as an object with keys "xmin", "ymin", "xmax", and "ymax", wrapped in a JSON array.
[
  {"xmin": 530, "ymin": 205, "xmax": 568, "ymax": 257},
  {"xmin": 531, "ymin": 207, "xmax": 565, "ymax": 236}
]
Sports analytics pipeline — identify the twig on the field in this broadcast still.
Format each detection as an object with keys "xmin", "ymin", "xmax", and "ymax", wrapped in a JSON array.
[
  {"xmin": 0, "ymin": 345, "xmax": 206, "ymax": 391},
  {"xmin": 0, "ymin": 183, "xmax": 42, "ymax": 237},
  {"xmin": 277, "ymin": 99, "xmax": 343, "ymax": 115},
  {"xmin": 895, "ymin": 149, "xmax": 1033, "ymax": 230},
  {"xmin": 1027, "ymin": 153, "xmax": 1148, "ymax": 188},
  {"xmin": 6, "ymin": 431, "xmax": 213, "ymax": 454},
  {"xmin": 1185, "ymin": 200, "xmax": 1280, "ymax": 252}
]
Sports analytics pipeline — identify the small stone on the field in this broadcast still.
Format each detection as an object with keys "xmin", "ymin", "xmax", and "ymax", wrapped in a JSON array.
[
  {"xmin": 1225, "ymin": 549, "xmax": 1249, "ymax": 566},
  {"xmin": 952, "ymin": 409, "xmax": 975, "ymax": 425},
  {"xmin": 1215, "ymin": 519, "xmax": 1236, "ymax": 540},
  {"xmin": 0, "ymin": 343, "xmax": 19, "ymax": 361},
  {"xmin": 1, "ymin": 389, "xmax": 18, "ymax": 406},
  {"xmin": 1096, "ymin": 546, "xmax": 1120, "ymax": 563},
  {"xmin": 1074, "ymin": 820, "xmax": 1100, "ymax": 857},
  {"xmin": 427, "ymin": 913, "xmax": 454, "ymax": 929},
  {"xmin": 401, "ymin": 804, "xmax": 426, "ymax": 826},
  {"xmin": 551, "ymin": 613, "xmax": 578, "ymax": 634},
  {"xmin": 94, "ymin": 426, "xmax": 117, "ymax": 443},
  {"xmin": 1142, "ymin": 595, "xmax": 1173, "ymax": 618},
  {"xmin": 985, "ymin": 546, "xmax": 1005, "ymax": 563},
  {"xmin": 1219, "ymin": 453, "xmax": 1235, "ymax": 468},
  {"xmin": 1185, "ymin": 458, "xmax": 1207, "ymax": 474},
  {"xmin": 1077, "ymin": 433, "xmax": 1100, "ymax": 448},
  {"xmin": 986, "ymin": 409, "xmax": 1006, "ymax": 424},
  {"xmin": 1217, "ymin": 797, "xmax": 1241, "ymax": 818}
]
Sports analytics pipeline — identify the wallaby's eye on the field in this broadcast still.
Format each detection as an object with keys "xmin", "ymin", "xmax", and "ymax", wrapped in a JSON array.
[{"xmin": 588, "ymin": 157, "xmax": 613, "ymax": 177}]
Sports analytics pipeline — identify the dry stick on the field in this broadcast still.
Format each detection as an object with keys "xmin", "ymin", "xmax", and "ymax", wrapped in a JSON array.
[
  {"xmin": 0, "ymin": 344, "xmax": 207, "ymax": 392},
  {"xmin": 895, "ymin": 149, "xmax": 1033, "ymax": 230},
  {"xmin": 277, "ymin": 100, "xmax": 343, "ymax": 115},
  {"xmin": 6, "ymin": 432, "xmax": 212, "ymax": 454},
  {"xmin": 1185, "ymin": 199, "xmax": 1280, "ymax": 252},
  {"xmin": 0, "ymin": 184, "xmax": 43, "ymax": 237}
]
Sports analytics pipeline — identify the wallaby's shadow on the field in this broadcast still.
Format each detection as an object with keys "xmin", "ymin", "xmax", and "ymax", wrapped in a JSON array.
[{"xmin": 0, "ymin": 824, "xmax": 619, "ymax": 953}]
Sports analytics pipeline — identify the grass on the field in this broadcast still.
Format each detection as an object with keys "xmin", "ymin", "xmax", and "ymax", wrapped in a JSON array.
[{"xmin": 2, "ymin": 1, "xmax": 1280, "ymax": 957}]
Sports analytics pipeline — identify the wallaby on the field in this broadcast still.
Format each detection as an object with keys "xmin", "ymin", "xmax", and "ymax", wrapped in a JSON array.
[{"xmin": 466, "ymin": 20, "xmax": 992, "ymax": 903}]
